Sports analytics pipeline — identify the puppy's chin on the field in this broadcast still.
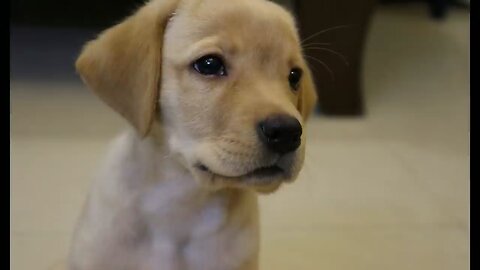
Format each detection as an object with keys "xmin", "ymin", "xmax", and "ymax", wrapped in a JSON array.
[
  {"xmin": 188, "ymin": 151, "xmax": 304, "ymax": 194},
  {"xmin": 190, "ymin": 168, "xmax": 285, "ymax": 194}
]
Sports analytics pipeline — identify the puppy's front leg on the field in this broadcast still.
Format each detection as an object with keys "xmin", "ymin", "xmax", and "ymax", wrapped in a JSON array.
[{"xmin": 147, "ymin": 239, "xmax": 186, "ymax": 270}]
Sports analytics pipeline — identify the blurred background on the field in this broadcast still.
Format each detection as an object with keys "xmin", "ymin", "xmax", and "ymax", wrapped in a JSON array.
[{"xmin": 10, "ymin": 0, "xmax": 469, "ymax": 269}]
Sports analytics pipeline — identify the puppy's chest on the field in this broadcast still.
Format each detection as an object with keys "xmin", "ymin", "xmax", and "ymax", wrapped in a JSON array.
[
  {"xmin": 139, "ymin": 183, "xmax": 256, "ymax": 269},
  {"xmin": 141, "ymin": 181, "xmax": 227, "ymax": 236}
]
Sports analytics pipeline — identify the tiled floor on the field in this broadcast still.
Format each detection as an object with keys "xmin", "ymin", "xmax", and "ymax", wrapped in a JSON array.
[{"xmin": 11, "ymin": 4, "xmax": 469, "ymax": 270}]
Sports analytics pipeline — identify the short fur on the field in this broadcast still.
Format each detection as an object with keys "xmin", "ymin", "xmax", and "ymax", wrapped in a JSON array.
[{"xmin": 70, "ymin": 0, "xmax": 317, "ymax": 269}]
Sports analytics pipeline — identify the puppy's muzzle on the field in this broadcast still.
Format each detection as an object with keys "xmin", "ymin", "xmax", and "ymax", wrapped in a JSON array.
[{"xmin": 257, "ymin": 114, "xmax": 302, "ymax": 154}]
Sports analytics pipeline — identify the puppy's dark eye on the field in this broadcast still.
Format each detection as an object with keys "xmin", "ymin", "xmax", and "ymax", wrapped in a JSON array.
[
  {"xmin": 288, "ymin": 68, "xmax": 303, "ymax": 91},
  {"xmin": 192, "ymin": 55, "xmax": 227, "ymax": 76}
]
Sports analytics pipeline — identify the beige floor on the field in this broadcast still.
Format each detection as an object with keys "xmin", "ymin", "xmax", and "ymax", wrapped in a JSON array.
[{"xmin": 11, "ymin": 4, "xmax": 469, "ymax": 270}]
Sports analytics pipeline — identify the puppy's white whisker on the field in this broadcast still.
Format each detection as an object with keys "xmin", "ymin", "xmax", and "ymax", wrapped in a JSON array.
[
  {"xmin": 304, "ymin": 55, "xmax": 335, "ymax": 81},
  {"xmin": 305, "ymin": 61, "xmax": 321, "ymax": 75},
  {"xmin": 301, "ymin": 24, "xmax": 354, "ymax": 45},
  {"xmin": 303, "ymin": 47, "xmax": 350, "ymax": 66}
]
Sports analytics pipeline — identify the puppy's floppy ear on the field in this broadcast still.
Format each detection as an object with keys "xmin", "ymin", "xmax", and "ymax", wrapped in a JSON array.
[
  {"xmin": 298, "ymin": 66, "xmax": 318, "ymax": 121},
  {"xmin": 75, "ymin": 0, "xmax": 179, "ymax": 136}
]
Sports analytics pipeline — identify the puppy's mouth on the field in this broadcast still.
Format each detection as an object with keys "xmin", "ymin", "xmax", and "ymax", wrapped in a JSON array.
[{"xmin": 195, "ymin": 163, "xmax": 285, "ymax": 179}]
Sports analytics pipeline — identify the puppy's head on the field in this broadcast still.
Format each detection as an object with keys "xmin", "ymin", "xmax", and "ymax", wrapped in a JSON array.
[{"xmin": 76, "ymin": 0, "xmax": 317, "ymax": 193}]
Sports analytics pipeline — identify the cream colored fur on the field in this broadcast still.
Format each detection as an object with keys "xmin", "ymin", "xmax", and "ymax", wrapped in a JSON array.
[{"xmin": 69, "ymin": 0, "xmax": 317, "ymax": 269}]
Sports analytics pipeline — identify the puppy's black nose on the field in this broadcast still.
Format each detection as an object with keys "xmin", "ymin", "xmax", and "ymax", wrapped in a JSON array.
[{"xmin": 257, "ymin": 114, "xmax": 302, "ymax": 154}]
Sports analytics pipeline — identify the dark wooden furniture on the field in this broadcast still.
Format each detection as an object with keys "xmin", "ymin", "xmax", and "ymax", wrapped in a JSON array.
[{"xmin": 293, "ymin": 0, "xmax": 378, "ymax": 116}]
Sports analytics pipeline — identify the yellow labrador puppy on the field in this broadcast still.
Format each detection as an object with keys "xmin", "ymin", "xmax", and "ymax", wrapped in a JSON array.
[{"xmin": 69, "ymin": 0, "xmax": 317, "ymax": 269}]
